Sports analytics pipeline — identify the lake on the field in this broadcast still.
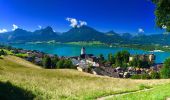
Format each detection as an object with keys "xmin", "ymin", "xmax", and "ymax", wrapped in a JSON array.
[{"xmin": 10, "ymin": 43, "xmax": 170, "ymax": 63}]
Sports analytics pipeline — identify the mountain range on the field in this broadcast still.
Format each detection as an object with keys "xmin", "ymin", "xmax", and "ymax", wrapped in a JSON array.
[{"xmin": 0, "ymin": 25, "xmax": 170, "ymax": 45}]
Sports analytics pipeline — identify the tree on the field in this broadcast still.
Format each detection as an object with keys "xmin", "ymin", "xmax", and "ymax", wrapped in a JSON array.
[
  {"xmin": 99, "ymin": 54, "xmax": 105, "ymax": 63},
  {"xmin": 114, "ymin": 51, "xmax": 130, "ymax": 67},
  {"xmin": 150, "ymin": 71, "xmax": 160, "ymax": 79},
  {"xmin": 108, "ymin": 53, "xmax": 115, "ymax": 64},
  {"xmin": 152, "ymin": 0, "xmax": 170, "ymax": 32},
  {"xmin": 0, "ymin": 50, "xmax": 6, "ymax": 56},
  {"xmin": 160, "ymin": 58, "xmax": 170, "ymax": 78},
  {"xmin": 64, "ymin": 59, "xmax": 73, "ymax": 68},
  {"xmin": 57, "ymin": 59, "xmax": 65, "ymax": 69},
  {"xmin": 42, "ymin": 56, "xmax": 52, "ymax": 69},
  {"xmin": 121, "ymin": 50, "xmax": 130, "ymax": 63},
  {"xmin": 129, "ymin": 56, "xmax": 138, "ymax": 67},
  {"xmin": 51, "ymin": 55, "xmax": 59, "ymax": 68}
]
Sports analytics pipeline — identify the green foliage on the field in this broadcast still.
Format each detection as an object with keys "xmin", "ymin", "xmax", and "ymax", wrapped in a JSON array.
[
  {"xmin": 108, "ymin": 53, "xmax": 115, "ymax": 64},
  {"xmin": 63, "ymin": 59, "xmax": 73, "ymax": 68},
  {"xmin": 129, "ymin": 59, "xmax": 138, "ymax": 67},
  {"xmin": 0, "ymin": 50, "xmax": 6, "ymax": 56},
  {"xmin": 131, "ymin": 74, "xmax": 150, "ymax": 79},
  {"xmin": 56, "ymin": 59, "xmax": 73, "ymax": 69},
  {"xmin": 129, "ymin": 55, "xmax": 151, "ymax": 68},
  {"xmin": 99, "ymin": 54, "xmax": 105, "ymax": 64},
  {"xmin": 152, "ymin": 0, "xmax": 170, "ymax": 32},
  {"xmin": 15, "ymin": 53, "xmax": 28, "ymax": 58},
  {"xmin": 150, "ymin": 71, "xmax": 160, "ymax": 79},
  {"xmin": 160, "ymin": 58, "xmax": 170, "ymax": 78},
  {"xmin": 51, "ymin": 55, "xmax": 59, "ymax": 68},
  {"xmin": 56, "ymin": 59, "xmax": 65, "ymax": 69},
  {"xmin": 114, "ymin": 50, "xmax": 130, "ymax": 67},
  {"xmin": 42, "ymin": 56, "xmax": 52, "ymax": 69},
  {"xmin": 121, "ymin": 50, "xmax": 130, "ymax": 63}
]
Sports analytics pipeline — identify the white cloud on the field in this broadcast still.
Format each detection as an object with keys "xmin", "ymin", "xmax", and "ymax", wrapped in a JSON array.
[
  {"xmin": 66, "ymin": 17, "xmax": 78, "ymax": 28},
  {"xmin": 0, "ymin": 29, "xmax": 8, "ymax": 33},
  {"xmin": 38, "ymin": 25, "xmax": 42, "ymax": 29},
  {"xmin": 162, "ymin": 25, "xmax": 167, "ymax": 29},
  {"xmin": 79, "ymin": 20, "xmax": 87, "ymax": 27},
  {"xmin": 138, "ymin": 28, "xmax": 144, "ymax": 33},
  {"xmin": 66, "ymin": 17, "xmax": 87, "ymax": 28},
  {"xmin": 12, "ymin": 24, "xmax": 18, "ymax": 31}
]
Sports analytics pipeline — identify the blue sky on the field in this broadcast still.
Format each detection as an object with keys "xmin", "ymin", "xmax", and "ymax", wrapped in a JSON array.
[{"xmin": 0, "ymin": 0, "xmax": 165, "ymax": 34}]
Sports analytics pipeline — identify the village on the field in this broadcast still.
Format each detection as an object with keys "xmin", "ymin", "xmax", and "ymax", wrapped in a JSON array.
[
  {"xmin": 71, "ymin": 47, "xmax": 162, "ymax": 78},
  {"xmin": 0, "ymin": 45, "xmax": 163, "ymax": 79}
]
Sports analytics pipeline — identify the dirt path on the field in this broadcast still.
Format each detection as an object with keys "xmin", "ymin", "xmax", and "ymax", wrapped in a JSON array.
[{"xmin": 97, "ymin": 88, "xmax": 153, "ymax": 100}]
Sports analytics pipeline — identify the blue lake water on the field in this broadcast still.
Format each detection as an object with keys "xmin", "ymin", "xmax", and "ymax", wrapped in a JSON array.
[{"xmin": 10, "ymin": 43, "xmax": 170, "ymax": 63}]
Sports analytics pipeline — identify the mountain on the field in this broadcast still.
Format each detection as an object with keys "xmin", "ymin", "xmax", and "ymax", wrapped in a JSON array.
[
  {"xmin": 0, "ymin": 25, "xmax": 170, "ymax": 45},
  {"xmin": 131, "ymin": 34, "xmax": 170, "ymax": 45},
  {"xmin": 32, "ymin": 26, "xmax": 59, "ymax": 41},
  {"xmin": 60, "ymin": 26, "xmax": 123, "ymax": 43},
  {"xmin": 60, "ymin": 26, "xmax": 106, "ymax": 42},
  {"xmin": 121, "ymin": 33, "xmax": 133, "ymax": 39},
  {"xmin": 105, "ymin": 31, "xmax": 119, "ymax": 36},
  {"xmin": 0, "ymin": 27, "xmax": 59, "ymax": 42}
]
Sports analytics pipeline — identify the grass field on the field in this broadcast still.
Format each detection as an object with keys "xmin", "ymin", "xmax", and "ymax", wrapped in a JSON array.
[
  {"xmin": 108, "ymin": 83, "xmax": 170, "ymax": 100},
  {"xmin": 0, "ymin": 55, "xmax": 170, "ymax": 100}
]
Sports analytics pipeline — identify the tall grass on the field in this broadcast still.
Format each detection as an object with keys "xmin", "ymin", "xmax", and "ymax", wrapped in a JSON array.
[{"xmin": 0, "ymin": 56, "xmax": 170, "ymax": 100}]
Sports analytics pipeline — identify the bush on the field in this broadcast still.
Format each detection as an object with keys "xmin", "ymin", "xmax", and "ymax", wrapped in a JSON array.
[
  {"xmin": 131, "ymin": 74, "xmax": 150, "ymax": 79},
  {"xmin": 141, "ymin": 74, "xmax": 151, "ymax": 79},
  {"xmin": 160, "ymin": 58, "xmax": 170, "ymax": 79},
  {"xmin": 56, "ymin": 59, "xmax": 74, "ymax": 69},
  {"xmin": 130, "ymin": 74, "xmax": 141, "ymax": 79},
  {"xmin": 0, "ymin": 50, "xmax": 6, "ymax": 56},
  {"xmin": 42, "ymin": 56, "xmax": 52, "ymax": 69},
  {"xmin": 150, "ymin": 71, "xmax": 160, "ymax": 79}
]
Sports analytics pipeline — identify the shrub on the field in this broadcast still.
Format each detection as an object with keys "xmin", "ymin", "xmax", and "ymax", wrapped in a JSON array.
[
  {"xmin": 141, "ymin": 74, "xmax": 151, "ymax": 79},
  {"xmin": 42, "ymin": 56, "xmax": 52, "ymax": 69},
  {"xmin": 150, "ymin": 71, "xmax": 160, "ymax": 79},
  {"xmin": 160, "ymin": 58, "xmax": 170, "ymax": 79},
  {"xmin": 130, "ymin": 74, "xmax": 141, "ymax": 79},
  {"xmin": 0, "ymin": 50, "xmax": 6, "ymax": 56},
  {"xmin": 131, "ymin": 74, "xmax": 150, "ymax": 79}
]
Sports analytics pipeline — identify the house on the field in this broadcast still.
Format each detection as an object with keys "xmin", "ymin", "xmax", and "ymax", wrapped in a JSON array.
[
  {"xmin": 129, "ymin": 54, "xmax": 156, "ymax": 63},
  {"xmin": 71, "ymin": 58, "xmax": 79, "ymax": 66}
]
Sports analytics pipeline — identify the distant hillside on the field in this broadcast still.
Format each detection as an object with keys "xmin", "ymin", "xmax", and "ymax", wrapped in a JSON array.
[{"xmin": 0, "ymin": 25, "xmax": 169, "ymax": 45}]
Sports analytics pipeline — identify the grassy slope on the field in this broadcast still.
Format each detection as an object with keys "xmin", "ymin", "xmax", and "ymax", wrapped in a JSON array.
[
  {"xmin": 109, "ymin": 83, "xmax": 170, "ymax": 100},
  {"xmin": 0, "ymin": 56, "xmax": 170, "ymax": 100}
]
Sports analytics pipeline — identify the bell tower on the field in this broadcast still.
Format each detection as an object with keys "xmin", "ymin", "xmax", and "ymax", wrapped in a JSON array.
[{"xmin": 81, "ymin": 47, "xmax": 86, "ymax": 55}]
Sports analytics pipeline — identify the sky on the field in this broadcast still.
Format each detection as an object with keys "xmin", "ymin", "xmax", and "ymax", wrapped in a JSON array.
[{"xmin": 0, "ymin": 0, "xmax": 165, "ymax": 34}]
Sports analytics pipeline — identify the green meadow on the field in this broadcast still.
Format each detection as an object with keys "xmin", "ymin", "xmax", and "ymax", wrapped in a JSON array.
[{"xmin": 0, "ymin": 55, "xmax": 170, "ymax": 100}]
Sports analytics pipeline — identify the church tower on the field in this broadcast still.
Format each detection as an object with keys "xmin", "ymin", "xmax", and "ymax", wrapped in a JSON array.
[
  {"xmin": 80, "ymin": 47, "xmax": 86, "ymax": 59},
  {"xmin": 81, "ymin": 47, "xmax": 86, "ymax": 55}
]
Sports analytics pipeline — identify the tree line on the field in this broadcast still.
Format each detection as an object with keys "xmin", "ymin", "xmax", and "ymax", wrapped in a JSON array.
[
  {"xmin": 98, "ymin": 50, "xmax": 152, "ymax": 68},
  {"xmin": 42, "ymin": 55, "xmax": 74, "ymax": 69}
]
